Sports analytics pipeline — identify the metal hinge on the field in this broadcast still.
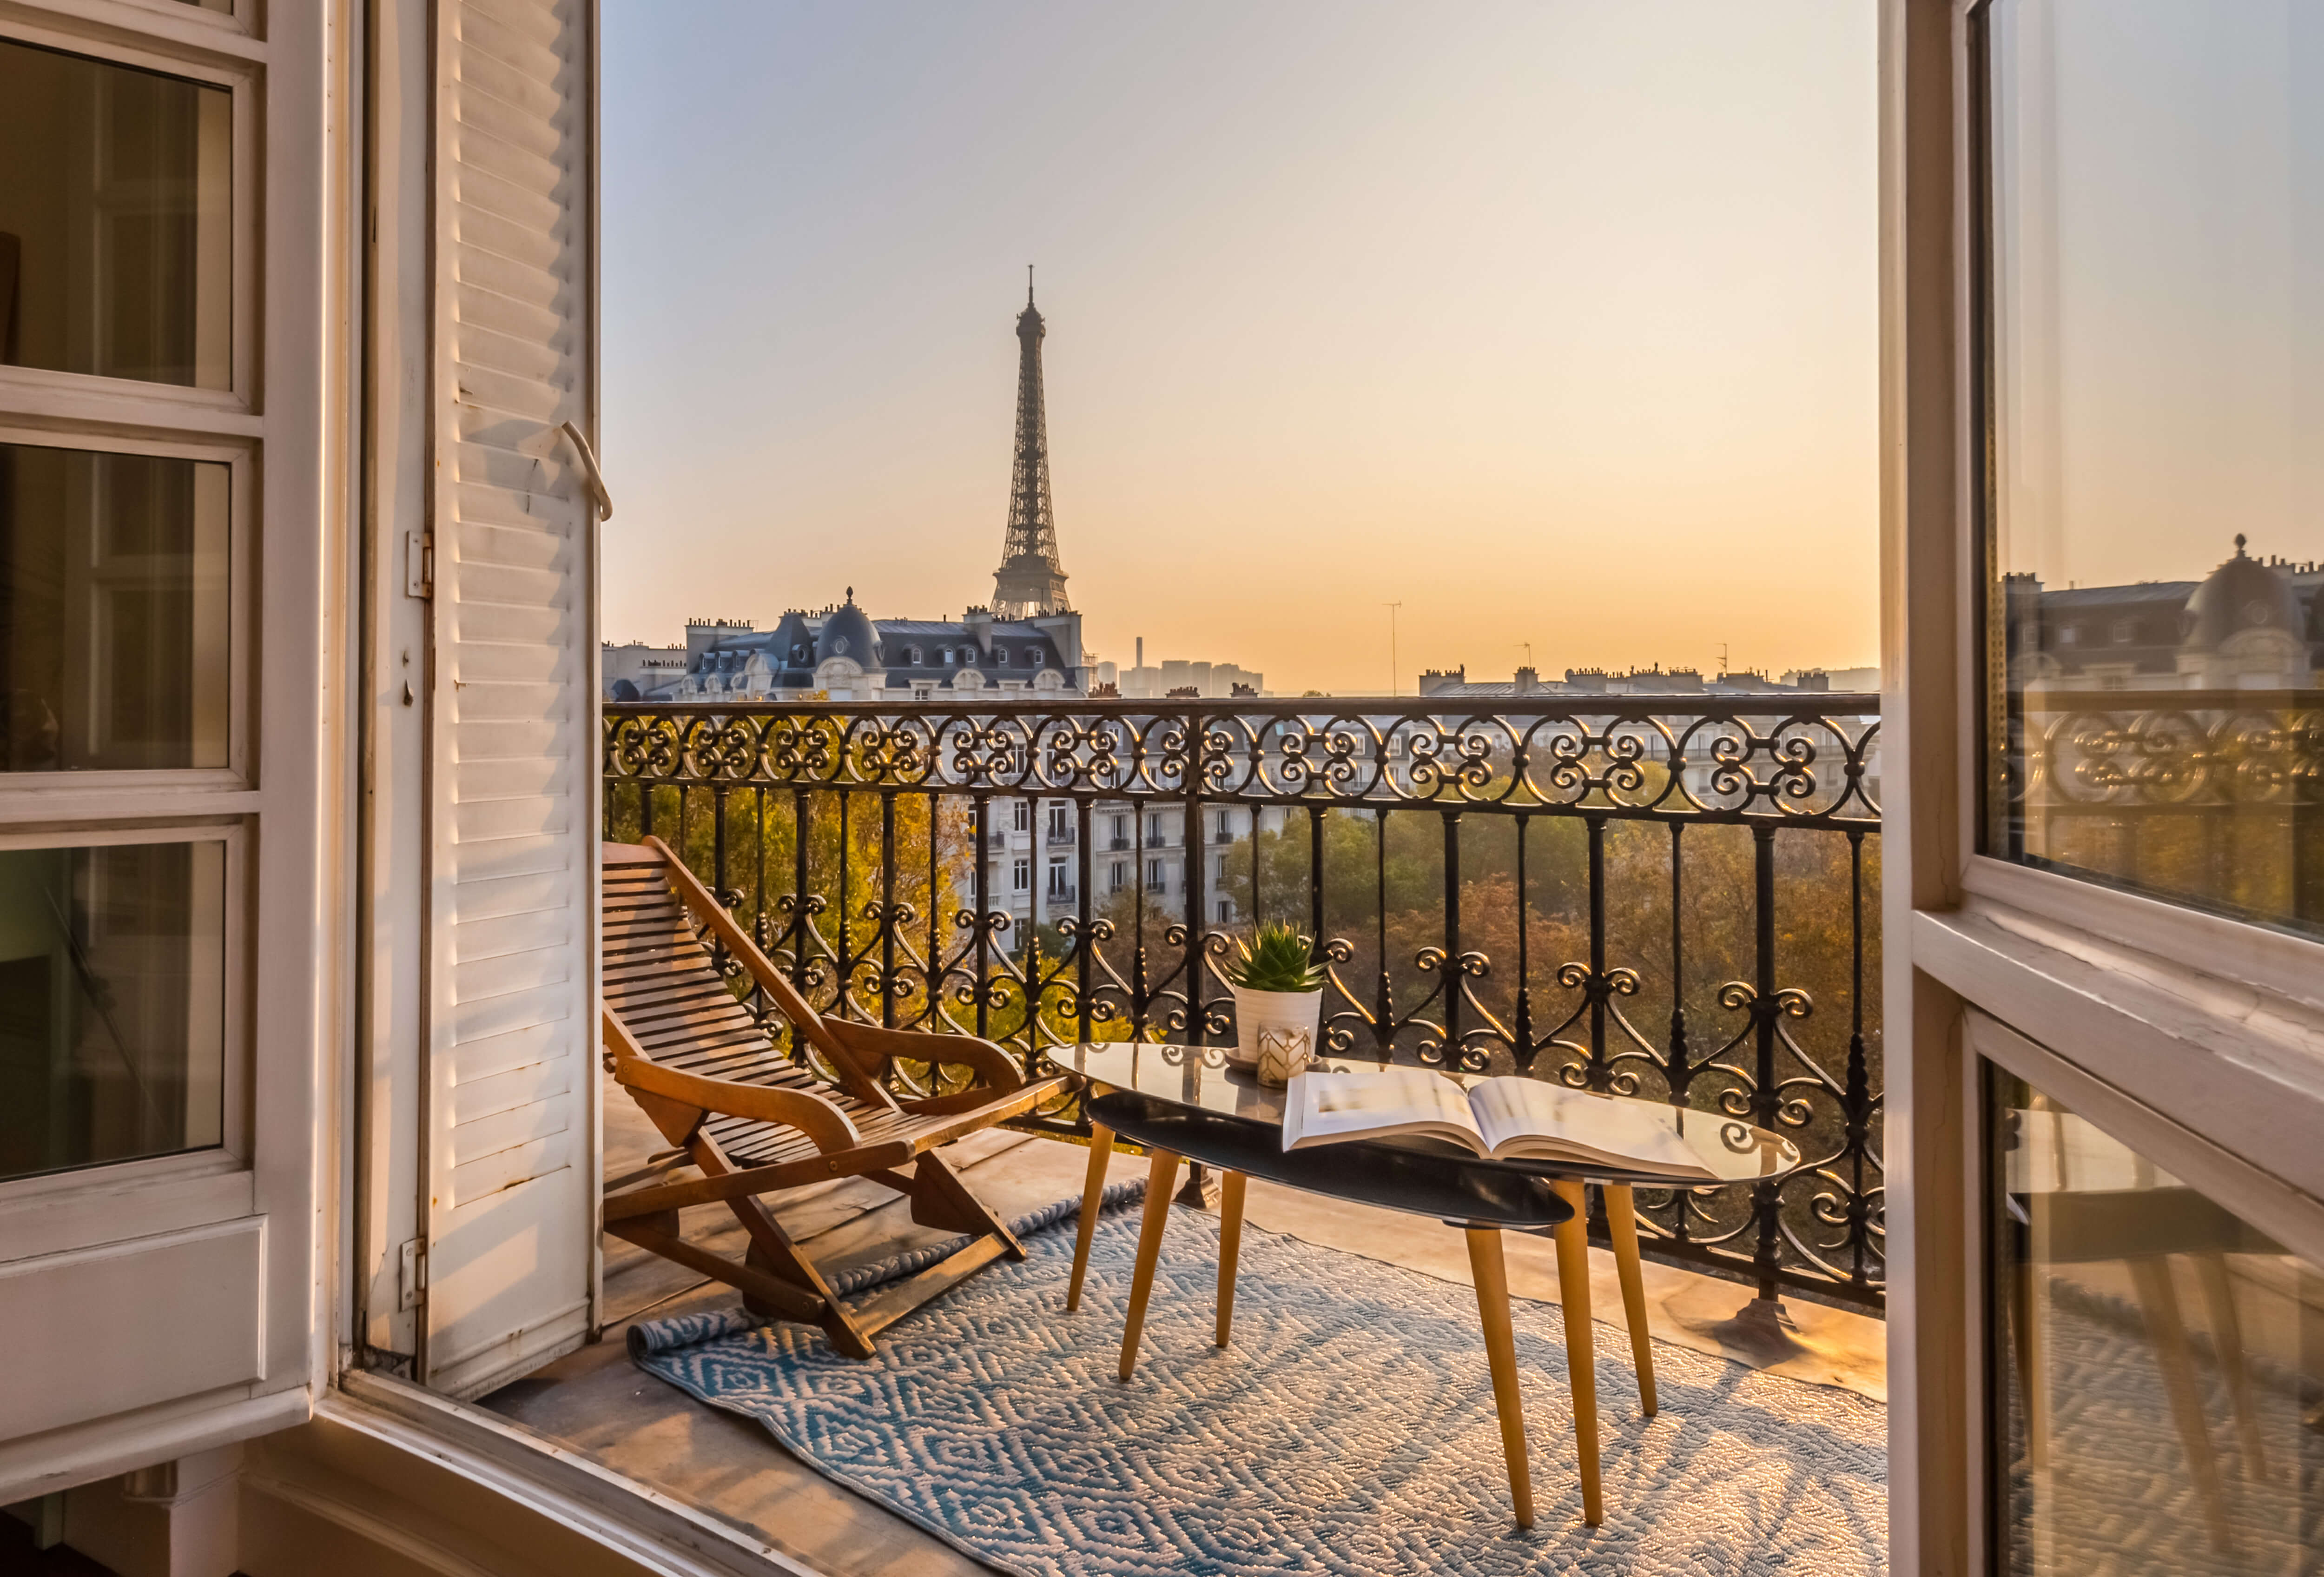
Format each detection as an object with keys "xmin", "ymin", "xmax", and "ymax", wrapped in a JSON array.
[
  {"xmin": 398, "ymin": 1238, "xmax": 427, "ymax": 1311},
  {"xmin": 405, "ymin": 530, "xmax": 434, "ymax": 599}
]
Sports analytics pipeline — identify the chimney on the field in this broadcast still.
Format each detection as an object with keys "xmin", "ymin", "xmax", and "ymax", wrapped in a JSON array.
[
  {"xmin": 1136, "ymin": 636, "xmax": 1144, "ymax": 668},
  {"xmin": 964, "ymin": 605, "xmax": 994, "ymax": 656}
]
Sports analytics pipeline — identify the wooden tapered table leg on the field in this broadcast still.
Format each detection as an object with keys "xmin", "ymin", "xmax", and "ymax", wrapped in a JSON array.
[
  {"xmin": 1550, "ymin": 1178, "xmax": 1603, "ymax": 1526},
  {"xmin": 2190, "ymin": 1250, "xmax": 2266, "ymax": 1479},
  {"xmin": 1215, "ymin": 1170, "xmax": 1248, "ymax": 1347},
  {"xmin": 1604, "ymin": 1183, "xmax": 1657, "ymax": 1416},
  {"xmin": 1465, "ymin": 1226, "xmax": 1535, "ymax": 1530},
  {"xmin": 1067, "ymin": 1124, "xmax": 1114, "ymax": 1312},
  {"xmin": 1117, "ymin": 1148, "xmax": 1181, "ymax": 1382},
  {"xmin": 2128, "ymin": 1255, "xmax": 2231, "ymax": 1551}
]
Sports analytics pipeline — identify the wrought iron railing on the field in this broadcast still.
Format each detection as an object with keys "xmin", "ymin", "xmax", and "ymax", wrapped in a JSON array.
[
  {"xmin": 602, "ymin": 695, "xmax": 1885, "ymax": 1310},
  {"xmin": 1996, "ymin": 688, "xmax": 2324, "ymax": 938}
]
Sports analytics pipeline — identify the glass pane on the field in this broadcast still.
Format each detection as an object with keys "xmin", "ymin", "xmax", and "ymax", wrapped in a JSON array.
[
  {"xmin": 1979, "ymin": 1, "xmax": 2324, "ymax": 936},
  {"xmin": 0, "ymin": 841, "xmax": 225, "ymax": 1182},
  {"xmin": 1989, "ymin": 1067, "xmax": 2324, "ymax": 1575},
  {"xmin": 0, "ymin": 39, "xmax": 231, "ymax": 388},
  {"xmin": 0, "ymin": 443, "xmax": 230, "ymax": 771}
]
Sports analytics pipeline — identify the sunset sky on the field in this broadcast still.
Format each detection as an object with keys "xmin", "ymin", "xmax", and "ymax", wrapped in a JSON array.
[{"xmin": 599, "ymin": 1, "xmax": 1880, "ymax": 694}]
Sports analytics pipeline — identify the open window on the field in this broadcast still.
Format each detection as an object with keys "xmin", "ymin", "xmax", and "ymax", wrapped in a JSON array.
[{"xmin": 0, "ymin": 2, "xmax": 329, "ymax": 1489}]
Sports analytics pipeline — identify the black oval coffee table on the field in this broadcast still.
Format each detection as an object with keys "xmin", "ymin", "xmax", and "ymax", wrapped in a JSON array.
[{"xmin": 1053, "ymin": 1042, "xmax": 1801, "ymax": 1530}]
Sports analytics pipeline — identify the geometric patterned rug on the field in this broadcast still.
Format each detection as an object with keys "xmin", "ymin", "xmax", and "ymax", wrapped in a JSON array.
[{"xmin": 630, "ymin": 1191, "xmax": 1888, "ymax": 1576}]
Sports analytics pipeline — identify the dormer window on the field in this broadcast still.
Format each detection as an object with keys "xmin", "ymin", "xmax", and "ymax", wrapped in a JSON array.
[
  {"xmin": 996, "ymin": 649, "xmax": 1011, "ymax": 667},
  {"xmin": 907, "ymin": 645, "xmax": 923, "ymax": 665},
  {"xmin": 2111, "ymin": 619, "xmax": 2135, "ymax": 644}
]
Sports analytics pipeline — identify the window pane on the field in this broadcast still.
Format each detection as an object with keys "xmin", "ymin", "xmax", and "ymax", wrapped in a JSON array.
[
  {"xmin": 1980, "ymin": 1, "xmax": 2324, "ymax": 936},
  {"xmin": 0, "ymin": 444, "xmax": 230, "ymax": 771},
  {"xmin": 1989, "ymin": 1067, "xmax": 2322, "ymax": 1573},
  {"xmin": 0, "ymin": 40, "xmax": 231, "ymax": 388},
  {"xmin": 0, "ymin": 841, "xmax": 225, "ymax": 1182}
]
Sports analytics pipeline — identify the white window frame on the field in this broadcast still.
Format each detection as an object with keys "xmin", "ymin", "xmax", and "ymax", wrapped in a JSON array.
[
  {"xmin": 0, "ymin": 426, "xmax": 257, "ymax": 811},
  {"xmin": 1881, "ymin": 6, "xmax": 2324, "ymax": 1570},
  {"xmin": 0, "ymin": 0, "xmax": 332, "ymax": 1495}
]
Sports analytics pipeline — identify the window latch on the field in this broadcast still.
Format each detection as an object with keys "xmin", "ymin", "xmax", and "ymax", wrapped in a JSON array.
[{"xmin": 405, "ymin": 530, "xmax": 434, "ymax": 600}]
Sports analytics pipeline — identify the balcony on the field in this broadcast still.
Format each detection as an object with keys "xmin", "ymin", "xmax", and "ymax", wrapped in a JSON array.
[{"xmin": 504, "ymin": 694, "xmax": 1889, "ymax": 1570}]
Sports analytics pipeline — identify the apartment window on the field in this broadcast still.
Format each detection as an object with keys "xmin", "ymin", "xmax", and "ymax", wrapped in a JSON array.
[
  {"xmin": 1046, "ymin": 857, "xmax": 1068, "ymax": 898},
  {"xmin": 0, "ymin": 0, "xmax": 333, "ymax": 1440},
  {"xmin": 943, "ymin": 648, "xmax": 956, "ymax": 665},
  {"xmin": 1216, "ymin": 899, "xmax": 1231, "ymax": 923},
  {"xmin": 0, "ymin": 40, "xmax": 233, "ymax": 389},
  {"xmin": 1013, "ymin": 799, "xmax": 1030, "ymax": 833},
  {"xmin": 1147, "ymin": 812, "xmax": 1164, "ymax": 845},
  {"xmin": 1048, "ymin": 803, "xmax": 1069, "ymax": 840},
  {"xmin": 1987, "ymin": 1065, "xmax": 2320, "ymax": 1573},
  {"xmin": 1011, "ymin": 858, "xmax": 1029, "ymax": 893},
  {"xmin": 1215, "ymin": 852, "xmax": 1228, "ymax": 882},
  {"xmin": 0, "ymin": 838, "xmax": 228, "ymax": 1181},
  {"xmin": 0, "ymin": 31, "xmax": 256, "ymax": 1193},
  {"xmin": 1147, "ymin": 858, "xmax": 1164, "ymax": 889},
  {"xmin": 1979, "ymin": 0, "xmax": 2323, "ymax": 937},
  {"xmin": 1, "ymin": 445, "xmax": 231, "ymax": 770},
  {"xmin": 1112, "ymin": 814, "xmax": 1127, "ymax": 843},
  {"xmin": 1110, "ymin": 861, "xmax": 1126, "ymax": 892}
]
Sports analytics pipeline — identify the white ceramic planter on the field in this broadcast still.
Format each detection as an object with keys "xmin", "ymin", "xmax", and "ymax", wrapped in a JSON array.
[{"xmin": 1231, "ymin": 985, "xmax": 1325, "ymax": 1087}]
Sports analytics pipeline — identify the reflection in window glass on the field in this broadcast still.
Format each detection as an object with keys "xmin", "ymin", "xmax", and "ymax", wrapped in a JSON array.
[
  {"xmin": 1989, "ymin": 1068, "xmax": 2322, "ymax": 1574},
  {"xmin": 0, "ymin": 444, "xmax": 230, "ymax": 771},
  {"xmin": 0, "ymin": 842, "xmax": 225, "ymax": 1182},
  {"xmin": 0, "ymin": 39, "xmax": 231, "ymax": 388},
  {"xmin": 1979, "ymin": 1, "xmax": 2323, "ymax": 936}
]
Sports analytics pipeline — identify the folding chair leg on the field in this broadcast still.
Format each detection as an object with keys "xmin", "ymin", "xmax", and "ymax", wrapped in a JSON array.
[
  {"xmin": 909, "ymin": 1150, "xmax": 1027, "ymax": 1259},
  {"xmin": 699, "ymin": 1136, "xmax": 877, "ymax": 1359}
]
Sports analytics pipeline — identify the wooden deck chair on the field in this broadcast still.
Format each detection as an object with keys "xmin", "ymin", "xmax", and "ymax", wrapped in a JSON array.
[{"xmin": 600, "ymin": 837, "xmax": 1069, "ymax": 1358}]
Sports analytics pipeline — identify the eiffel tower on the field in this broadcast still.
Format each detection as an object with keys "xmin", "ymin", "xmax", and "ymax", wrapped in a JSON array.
[{"xmin": 990, "ymin": 268, "xmax": 1071, "ymax": 619}]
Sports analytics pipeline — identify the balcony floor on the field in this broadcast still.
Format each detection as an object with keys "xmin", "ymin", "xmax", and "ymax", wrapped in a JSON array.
[{"xmin": 479, "ymin": 1072, "xmax": 1885, "ymax": 1575}]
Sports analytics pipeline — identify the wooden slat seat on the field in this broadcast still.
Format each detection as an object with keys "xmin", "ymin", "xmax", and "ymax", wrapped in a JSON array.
[{"xmin": 599, "ymin": 836, "xmax": 1069, "ymax": 1358}]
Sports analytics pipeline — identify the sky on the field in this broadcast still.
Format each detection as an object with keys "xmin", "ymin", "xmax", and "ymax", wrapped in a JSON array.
[
  {"xmin": 1988, "ymin": 0, "xmax": 2323, "ymax": 593},
  {"xmin": 598, "ymin": 1, "xmax": 1881, "ymax": 695}
]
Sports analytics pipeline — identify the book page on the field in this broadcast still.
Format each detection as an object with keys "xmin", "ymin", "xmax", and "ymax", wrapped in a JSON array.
[
  {"xmin": 1281, "ymin": 1067, "xmax": 1485, "ymax": 1153},
  {"xmin": 1467, "ymin": 1078, "xmax": 1713, "ymax": 1175}
]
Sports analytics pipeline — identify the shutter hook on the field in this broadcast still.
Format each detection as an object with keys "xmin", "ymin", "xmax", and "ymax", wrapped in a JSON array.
[{"xmin": 558, "ymin": 420, "xmax": 614, "ymax": 521}]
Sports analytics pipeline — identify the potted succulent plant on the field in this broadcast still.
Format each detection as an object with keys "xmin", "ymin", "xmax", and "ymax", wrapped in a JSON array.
[{"xmin": 1224, "ymin": 922, "xmax": 1328, "ymax": 1087}]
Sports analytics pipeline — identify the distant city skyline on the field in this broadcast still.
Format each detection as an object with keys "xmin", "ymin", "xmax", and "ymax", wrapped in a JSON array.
[{"xmin": 599, "ymin": 1, "xmax": 1882, "ymax": 694}]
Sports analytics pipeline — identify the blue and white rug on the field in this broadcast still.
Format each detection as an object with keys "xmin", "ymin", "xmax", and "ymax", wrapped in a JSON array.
[{"xmin": 630, "ymin": 1186, "xmax": 1887, "ymax": 1576}]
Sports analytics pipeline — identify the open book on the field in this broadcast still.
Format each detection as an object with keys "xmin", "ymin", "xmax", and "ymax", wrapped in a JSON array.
[{"xmin": 1280, "ymin": 1067, "xmax": 1729, "ymax": 1179}]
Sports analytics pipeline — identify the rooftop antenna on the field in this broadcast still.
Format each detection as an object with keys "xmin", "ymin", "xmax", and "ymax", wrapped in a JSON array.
[
  {"xmin": 1027, "ymin": 263, "xmax": 1035, "ymax": 307},
  {"xmin": 1716, "ymin": 641, "xmax": 1730, "ymax": 676},
  {"xmin": 1517, "ymin": 641, "xmax": 1533, "ymax": 670},
  {"xmin": 1383, "ymin": 602, "xmax": 1403, "ymax": 696}
]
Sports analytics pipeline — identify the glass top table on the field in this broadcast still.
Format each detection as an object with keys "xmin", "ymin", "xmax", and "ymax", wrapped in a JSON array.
[
  {"xmin": 1054, "ymin": 1041, "xmax": 1804, "ymax": 1531},
  {"xmin": 1055, "ymin": 1040, "xmax": 1801, "ymax": 1188}
]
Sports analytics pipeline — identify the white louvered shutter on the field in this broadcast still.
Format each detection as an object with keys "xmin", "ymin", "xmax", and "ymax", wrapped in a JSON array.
[{"xmin": 421, "ymin": 0, "xmax": 601, "ymax": 1398}]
